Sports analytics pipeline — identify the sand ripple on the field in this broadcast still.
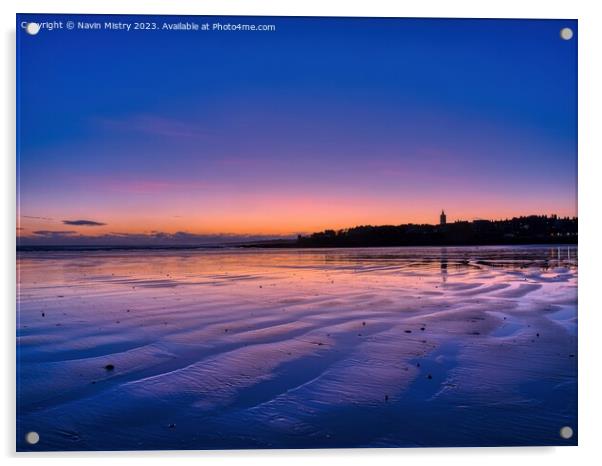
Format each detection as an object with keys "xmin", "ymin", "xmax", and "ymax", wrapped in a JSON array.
[{"xmin": 17, "ymin": 246, "xmax": 577, "ymax": 450}]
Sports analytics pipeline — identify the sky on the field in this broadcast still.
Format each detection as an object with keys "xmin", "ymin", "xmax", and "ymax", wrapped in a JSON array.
[{"xmin": 17, "ymin": 15, "xmax": 577, "ymax": 245}]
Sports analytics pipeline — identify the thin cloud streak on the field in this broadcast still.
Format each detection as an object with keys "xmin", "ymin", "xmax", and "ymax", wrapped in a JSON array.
[
  {"xmin": 23, "ymin": 215, "xmax": 53, "ymax": 221},
  {"xmin": 18, "ymin": 230, "xmax": 294, "ymax": 247},
  {"xmin": 31, "ymin": 230, "xmax": 77, "ymax": 237},
  {"xmin": 63, "ymin": 219, "xmax": 106, "ymax": 226},
  {"xmin": 96, "ymin": 114, "xmax": 211, "ymax": 140}
]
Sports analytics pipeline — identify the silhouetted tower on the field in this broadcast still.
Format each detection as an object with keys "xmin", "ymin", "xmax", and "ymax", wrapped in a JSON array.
[{"xmin": 440, "ymin": 210, "xmax": 447, "ymax": 226}]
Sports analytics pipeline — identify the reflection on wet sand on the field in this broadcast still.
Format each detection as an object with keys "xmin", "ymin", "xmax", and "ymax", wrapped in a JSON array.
[
  {"xmin": 440, "ymin": 248, "xmax": 448, "ymax": 283},
  {"xmin": 17, "ymin": 245, "xmax": 577, "ymax": 450}
]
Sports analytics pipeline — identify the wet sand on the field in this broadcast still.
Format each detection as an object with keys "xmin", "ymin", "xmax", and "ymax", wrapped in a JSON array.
[{"xmin": 16, "ymin": 245, "xmax": 577, "ymax": 450}]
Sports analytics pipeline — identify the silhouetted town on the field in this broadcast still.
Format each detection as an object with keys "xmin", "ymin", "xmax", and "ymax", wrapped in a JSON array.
[{"xmin": 291, "ymin": 211, "xmax": 577, "ymax": 248}]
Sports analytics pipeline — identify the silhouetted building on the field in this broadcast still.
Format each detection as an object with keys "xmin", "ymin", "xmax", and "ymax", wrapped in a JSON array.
[{"xmin": 440, "ymin": 210, "xmax": 447, "ymax": 226}]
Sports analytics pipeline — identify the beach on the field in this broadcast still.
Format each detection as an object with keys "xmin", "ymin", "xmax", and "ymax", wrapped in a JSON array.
[{"xmin": 16, "ymin": 245, "xmax": 578, "ymax": 450}]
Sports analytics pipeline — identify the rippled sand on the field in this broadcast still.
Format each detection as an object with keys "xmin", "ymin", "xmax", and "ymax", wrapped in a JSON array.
[{"xmin": 16, "ymin": 246, "xmax": 577, "ymax": 450}]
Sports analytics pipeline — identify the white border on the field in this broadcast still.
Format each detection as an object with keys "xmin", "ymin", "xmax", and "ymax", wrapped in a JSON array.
[{"xmin": 3, "ymin": 1, "xmax": 601, "ymax": 465}]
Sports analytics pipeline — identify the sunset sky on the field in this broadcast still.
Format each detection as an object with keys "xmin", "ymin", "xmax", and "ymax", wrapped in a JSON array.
[{"xmin": 17, "ymin": 16, "xmax": 577, "ymax": 244}]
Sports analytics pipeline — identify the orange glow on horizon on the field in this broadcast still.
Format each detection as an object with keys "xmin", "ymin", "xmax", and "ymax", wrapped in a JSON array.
[{"xmin": 18, "ymin": 202, "xmax": 577, "ymax": 238}]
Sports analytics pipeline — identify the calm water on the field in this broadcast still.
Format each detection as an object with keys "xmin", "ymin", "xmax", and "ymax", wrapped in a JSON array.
[{"xmin": 17, "ymin": 245, "xmax": 578, "ymax": 450}]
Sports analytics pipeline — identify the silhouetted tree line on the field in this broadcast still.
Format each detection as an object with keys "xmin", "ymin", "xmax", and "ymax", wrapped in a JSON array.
[{"xmin": 295, "ymin": 215, "xmax": 577, "ymax": 248}]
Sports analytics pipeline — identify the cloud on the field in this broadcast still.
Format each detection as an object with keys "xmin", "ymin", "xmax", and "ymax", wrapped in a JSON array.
[
  {"xmin": 96, "ymin": 114, "xmax": 209, "ymax": 140},
  {"xmin": 23, "ymin": 215, "xmax": 53, "ymax": 220},
  {"xmin": 63, "ymin": 219, "xmax": 106, "ymax": 226},
  {"xmin": 32, "ymin": 230, "xmax": 77, "ymax": 237},
  {"xmin": 18, "ymin": 230, "xmax": 294, "ymax": 247}
]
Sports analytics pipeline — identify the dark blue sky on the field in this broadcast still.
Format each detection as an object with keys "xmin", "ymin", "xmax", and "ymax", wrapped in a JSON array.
[{"xmin": 17, "ymin": 15, "xmax": 577, "ymax": 240}]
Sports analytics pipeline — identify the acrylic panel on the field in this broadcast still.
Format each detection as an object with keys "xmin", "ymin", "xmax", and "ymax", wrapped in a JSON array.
[{"xmin": 16, "ymin": 14, "xmax": 578, "ymax": 451}]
